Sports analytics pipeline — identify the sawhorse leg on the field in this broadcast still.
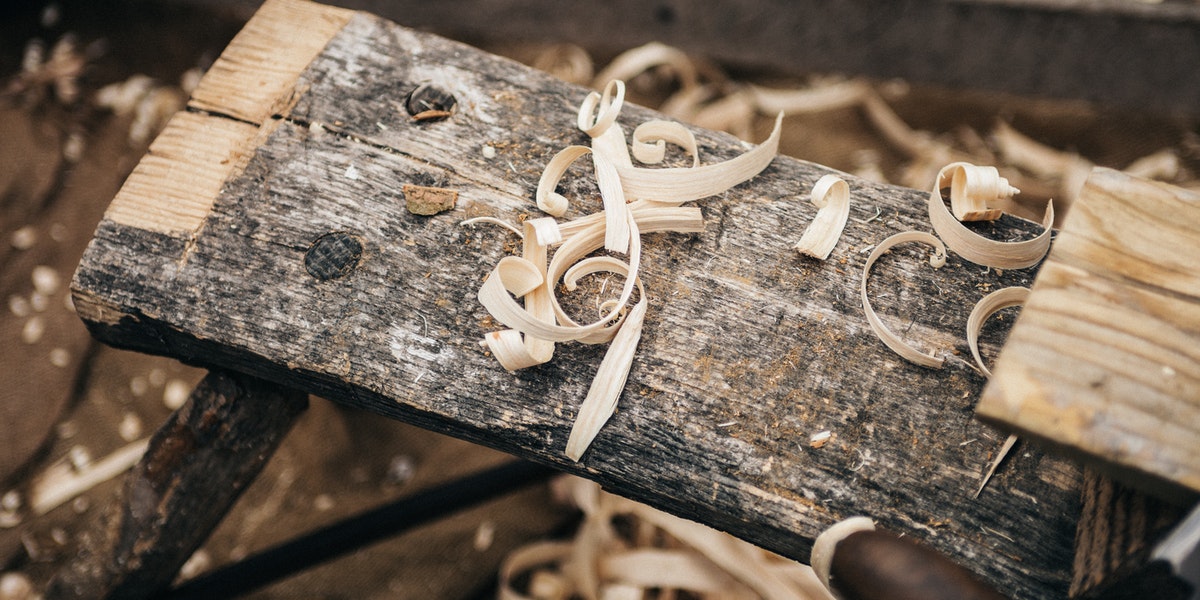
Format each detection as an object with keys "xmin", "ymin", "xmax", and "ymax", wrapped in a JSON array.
[{"xmin": 47, "ymin": 369, "xmax": 307, "ymax": 599}]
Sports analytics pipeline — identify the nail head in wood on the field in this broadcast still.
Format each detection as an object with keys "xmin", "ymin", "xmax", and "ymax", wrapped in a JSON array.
[{"xmin": 304, "ymin": 231, "xmax": 364, "ymax": 280}]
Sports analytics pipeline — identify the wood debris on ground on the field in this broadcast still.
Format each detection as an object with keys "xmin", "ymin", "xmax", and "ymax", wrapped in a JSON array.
[
  {"xmin": 499, "ymin": 476, "xmax": 836, "ymax": 600},
  {"xmin": 504, "ymin": 41, "xmax": 1198, "ymax": 227}
]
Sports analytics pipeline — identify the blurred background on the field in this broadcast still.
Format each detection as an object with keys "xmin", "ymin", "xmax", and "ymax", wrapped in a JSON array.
[{"xmin": 1, "ymin": 0, "xmax": 1197, "ymax": 597}]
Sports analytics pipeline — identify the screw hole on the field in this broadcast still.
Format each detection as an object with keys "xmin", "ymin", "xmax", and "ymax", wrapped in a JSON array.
[{"xmin": 406, "ymin": 84, "xmax": 457, "ymax": 121}]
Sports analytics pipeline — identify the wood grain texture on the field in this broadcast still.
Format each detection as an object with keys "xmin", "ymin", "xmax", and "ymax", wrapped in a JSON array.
[
  {"xmin": 72, "ymin": 2, "xmax": 1081, "ymax": 596},
  {"xmin": 188, "ymin": 0, "xmax": 354, "ymax": 124},
  {"xmin": 980, "ymin": 168, "xmax": 1200, "ymax": 500},
  {"xmin": 102, "ymin": 112, "xmax": 260, "ymax": 235},
  {"xmin": 45, "ymin": 370, "xmax": 308, "ymax": 600}
]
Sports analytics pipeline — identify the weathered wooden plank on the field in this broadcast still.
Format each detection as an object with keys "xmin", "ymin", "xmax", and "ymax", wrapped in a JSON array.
[
  {"xmin": 979, "ymin": 168, "xmax": 1200, "ymax": 501},
  {"xmin": 180, "ymin": 0, "xmax": 1200, "ymax": 115},
  {"xmin": 45, "ymin": 369, "xmax": 308, "ymax": 600},
  {"xmin": 72, "ymin": 1, "xmax": 1081, "ymax": 596}
]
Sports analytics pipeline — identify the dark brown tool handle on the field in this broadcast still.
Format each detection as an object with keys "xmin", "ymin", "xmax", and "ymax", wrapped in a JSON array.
[{"xmin": 830, "ymin": 529, "xmax": 1010, "ymax": 600}]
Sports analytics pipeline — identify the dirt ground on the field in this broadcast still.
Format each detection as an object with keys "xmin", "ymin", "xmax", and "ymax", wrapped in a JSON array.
[{"xmin": 1, "ymin": 1, "xmax": 1197, "ymax": 599}]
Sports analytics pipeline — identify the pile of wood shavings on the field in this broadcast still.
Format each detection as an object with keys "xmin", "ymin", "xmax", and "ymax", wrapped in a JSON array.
[
  {"xmin": 498, "ymin": 477, "xmax": 835, "ymax": 600},
  {"xmin": 500, "ymin": 41, "xmax": 1199, "ymax": 228},
  {"xmin": 474, "ymin": 41, "xmax": 1200, "ymax": 599},
  {"xmin": 470, "ymin": 79, "xmax": 781, "ymax": 461}
]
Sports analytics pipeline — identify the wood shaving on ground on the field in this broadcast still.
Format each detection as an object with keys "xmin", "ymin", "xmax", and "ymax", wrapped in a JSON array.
[
  {"xmin": 532, "ymin": 42, "xmax": 1196, "ymax": 225},
  {"xmin": 498, "ymin": 477, "xmax": 836, "ymax": 600}
]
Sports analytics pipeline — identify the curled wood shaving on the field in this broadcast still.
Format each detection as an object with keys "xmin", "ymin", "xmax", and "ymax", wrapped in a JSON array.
[
  {"xmin": 747, "ymin": 79, "xmax": 870, "ymax": 115},
  {"xmin": 929, "ymin": 162, "xmax": 1054, "ymax": 269},
  {"xmin": 860, "ymin": 231, "xmax": 948, "ymax": 368},
  {"xmin": 630, "ymin": 120, "xmax": 699, "ymax": 167},
  {"xmin": 795, "ymin": 174, "xmax": 850, "ymax": 260},
  {"xmin": 966, "ymin": 286, "xmax": 1029, "ymax": 378},
  {"xmin": 530, "ymin": 43, "xmax": 594, "ymax": 85},
  {"xmin": 475, "ymin": 79, "xmax": 779, "ymax": 461},
  {"xmin": 965, "ymin": 287, "xmax": 1028, "ymax": 498},
  {"xmin": 615, "ymin": 113, "xmax": 783, "ymax": 204},
  {"xmin": 535, "ymin": 144, "xmax": 630, "ymax": 252},
  {"xmin": 938, "ymin": 162, "xmax": 1017, "ymax": 222},
  {"xmin": 564, "ymin": 259, "xmax": 647, "ymax": 461},
  {"xmin": 591, "ymin": 42, "xmax": 698, "ymax": 92},
  {"xmin": 499, "ymin": 477, "xmax": 833, "ymax": 600}
]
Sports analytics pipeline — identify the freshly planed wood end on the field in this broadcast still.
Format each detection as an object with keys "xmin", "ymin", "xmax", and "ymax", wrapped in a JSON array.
[
  {"xmin": 979, "ymin": 168, "xmax": 1200, "ymax": 501},
  {"xmin": 69, "ymin": 0, "xmax": 1083, "ymax": 597}
]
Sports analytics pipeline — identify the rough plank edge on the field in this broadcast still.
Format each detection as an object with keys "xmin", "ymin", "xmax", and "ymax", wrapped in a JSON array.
[
  {"xmin": 188, "ymin": 0, "xmax": 355, "ymax": 123},
  {"xmin": 978, "ymin": 170, "xmax": 1200, "ymax": 500},
  {"xmin": 103, "ymin": 112, "xmax": 262, "ymax": 235},
  {"xmin": 978, "ymin": 269, "xmax": 1200, "ymax": 501}
]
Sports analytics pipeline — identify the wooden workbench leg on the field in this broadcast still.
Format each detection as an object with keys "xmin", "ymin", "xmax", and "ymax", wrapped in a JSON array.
[
  {"xmin": 46, "ymin": 369, "xmax": 308, "ymax": 600},
  {"xmin": 1070, "ymin": 469, "xmax": 1191, "ymax": 599}
]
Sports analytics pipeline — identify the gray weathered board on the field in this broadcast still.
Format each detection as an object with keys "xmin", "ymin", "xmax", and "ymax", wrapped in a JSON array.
[{"xmin": 71, "ymin": 0, "xmax": 1080, "ymax": 596}]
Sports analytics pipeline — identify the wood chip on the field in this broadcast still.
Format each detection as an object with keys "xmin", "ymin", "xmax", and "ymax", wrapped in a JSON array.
[{"xmin": 403, "ymin": 183, "xmax": 459, "ymax": 215}]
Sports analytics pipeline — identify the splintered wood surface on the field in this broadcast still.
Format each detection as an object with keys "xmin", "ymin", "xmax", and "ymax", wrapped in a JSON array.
[
  {"xmin": 980, "ymin": 168, "xmax": 1200, "ymax": 501},
  {"xmin": 71, "ymin": 0, "xmax": 1080, "ymax": 595}
]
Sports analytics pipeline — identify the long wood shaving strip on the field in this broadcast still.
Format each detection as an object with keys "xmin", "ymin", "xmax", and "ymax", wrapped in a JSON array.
[
  {"xmin": 747, "ymin": 79, "xmax": 870, "ymax": 115},
  {"xmin": 795, "ymin": 174, "xmax": 850, "ymax": 260},
  {"xmin": 929, "ymin": 162, "xmax": 1054, "ymax": 269},
  {"xmin": 861, "ymin": 231, "xmax": 948, "ymax": 368},
  {"xmin": 630, "ymin": 120, "xmax": 699, "ymax": 167},
  {"xmin": 614, "ymin": 113, "xmax": 783, "ymax": 204},
  {"xmin": 476, "ymin": 79, "xmax": 779, "ymax": 461},
  {"xmin": 966, "ymin": 286, "xmax": 1029, "ymax": 378}
]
